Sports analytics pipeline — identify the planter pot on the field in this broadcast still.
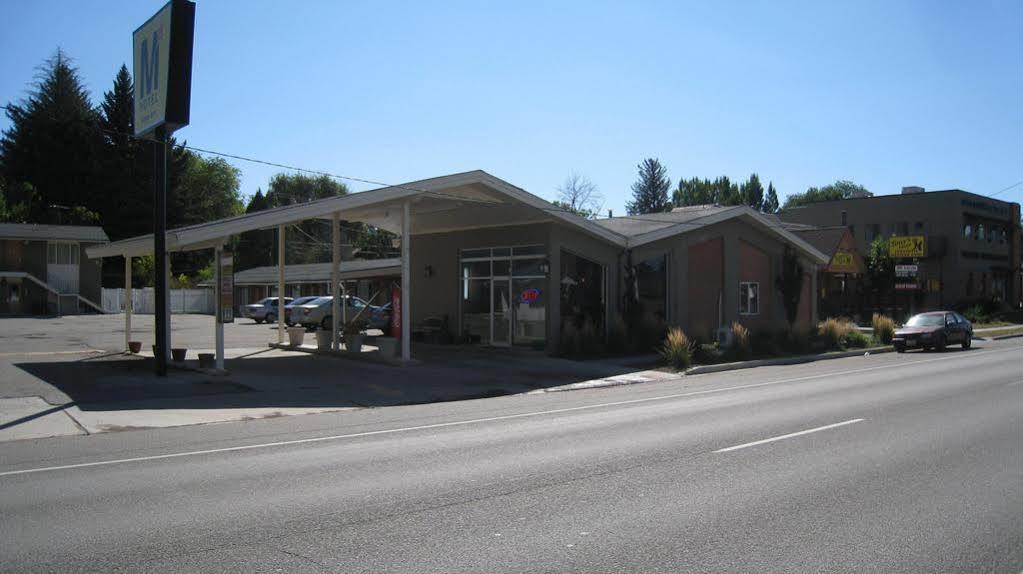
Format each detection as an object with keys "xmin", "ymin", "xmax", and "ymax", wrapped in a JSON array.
[
  {"xmin": 171, "ymin": 348, "xmax": 187, "ymax": 362},
  {"xmin": 287, "ymin": 326, "xmax": 306, "ymax": 347},
  {"xmin": 128, "ymin": 341, "xmax": 142, "ymax": 354},
  {"xmin": 346, "ymin": 334, "xmax": 364, "ymax": 354},
  {"xmin": 375, "ymin": 336, "xmax": 398, "ymax": 358},
  {"xmin": 315, "ymin": 329, "xmax": 332, "ymax": 351},
  {"xmin": 197, "ymin": 353, "xmax": 215, "ymax": 369}
]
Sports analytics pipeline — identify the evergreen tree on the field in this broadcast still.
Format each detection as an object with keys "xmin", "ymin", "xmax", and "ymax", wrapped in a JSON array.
[
  {"xmin": 673, "ymin": 177, "xmax": 715, "ymax": 207},
  {"xmin": 0, "ymin": 49, "xmax": 103, "ymax": 223},
  {"xmin": 739, "ymin": 173, "xmax": 764, "ymax": 210},
  {"xmin": 713, "ymin": 176, "xmax": 741, "ymax": 205},
  {"xmin": 763, "ymin": 182, "xmax": 780, "ymax": 213},
  {"xmin": 626, "ymin": 158, "xmax": 671, "ymax": 215}
]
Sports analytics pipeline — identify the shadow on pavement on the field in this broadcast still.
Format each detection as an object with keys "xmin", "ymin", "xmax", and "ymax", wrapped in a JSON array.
[{"xmin": 13, "ymin": 346, "xmax": 646, "ymax": 412}]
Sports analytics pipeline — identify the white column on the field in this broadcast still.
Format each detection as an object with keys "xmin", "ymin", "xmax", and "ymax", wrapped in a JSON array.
[
  {"xmin": 331, "ymin": 212, "xmax": 341, "ymax": 351},
  {"xmin": 214, "ymin": 245, "xmax": 225, "ymax": 370},
  {"xmin": 124, "ymin": 255, "xmax": 132, "ymax": 353},
  {"xmin": 401, "ymin": 201, "xmax": 411, "ymax": 361},
  {"xmin": 278, "ymin": 225, "xmax": 286, "ymax": 344}
]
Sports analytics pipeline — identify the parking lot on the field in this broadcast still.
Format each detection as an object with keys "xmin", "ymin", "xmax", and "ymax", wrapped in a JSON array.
[{"xmin": 0, "ymin": 313, "xmax": 653, "ymax": 442}]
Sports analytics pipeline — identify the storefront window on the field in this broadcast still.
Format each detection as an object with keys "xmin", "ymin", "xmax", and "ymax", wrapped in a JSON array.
[
  {"xmin": 739, "ymin": 282, "xmax": 759, "ymax": 315},
  {"xmin": 460, "ymin": 246, "xmax": 547, "ymax": 346},
  {"xmin": 635, "ymin": 254, "xmax": 668, "ymax": 324},
  {"xmin": 560, "ymin": 250, "xmax": 605, "ymax": 335}
]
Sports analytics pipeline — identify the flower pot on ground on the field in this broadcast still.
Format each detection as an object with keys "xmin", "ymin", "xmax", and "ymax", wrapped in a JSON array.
[
  {"xmin": 197, "ymin": 353, "xmax": 215, "ymax": 369},
  {"xmin": 315, "ymin": 329, "xmax": 332, "ymax": 351},
  {"xmin": 343, "ymin": 319, "xmax": 368, "ymax": 353},
  {"xmin": 128, "ymin": 341, "xmax": 142, "ymax": 354},
  {"xmin": 171, "ymin": 348, "xmax": 187, "ymax": 362},
  {"xmin": 287, "ymin": 326, "xmax": 306, "ymax": 347}
]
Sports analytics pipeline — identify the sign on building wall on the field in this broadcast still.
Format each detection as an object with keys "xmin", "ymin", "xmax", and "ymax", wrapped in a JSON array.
[
  {"xmin": 895, "ymin": 264, "xmax": 919, "ymax": 278},
  {"xmin": 889, "ymin": 235, "xmax": 927, "ymax": 258},
  {"xmin": 218, "ymin": 254, "xmax": 234, "ymax": 323},
  {"xmin": 133, "ymin": 0, "xmax": 195, "ymax": 136},
  {"xmin": 828, "ymin": 251, "xmax": 858, "ymax": 273}
]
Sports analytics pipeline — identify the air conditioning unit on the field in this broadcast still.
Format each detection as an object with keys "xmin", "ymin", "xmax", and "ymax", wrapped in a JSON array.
[{"xmin": 716, "ymin": 326, "xmax": 733, "ymax": 348}]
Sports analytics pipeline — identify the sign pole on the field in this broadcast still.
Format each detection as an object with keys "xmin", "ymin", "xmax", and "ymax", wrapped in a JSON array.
[{"xmin": 153, "ymin": 126, "xmax": 169, "ymax": 376}]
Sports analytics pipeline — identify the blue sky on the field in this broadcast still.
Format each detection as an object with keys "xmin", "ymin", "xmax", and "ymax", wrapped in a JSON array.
[{"xmin": 2, "ymin": 1, "xmax": 1021, "ymax": 212}]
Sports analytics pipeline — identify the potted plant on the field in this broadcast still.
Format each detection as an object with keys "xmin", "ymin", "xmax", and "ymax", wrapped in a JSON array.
[
  {"xmin": 287, "ymin": 326, "xmax": 306, "ymax": 347},
  {"xmin": 343, "ymin": 319, "xmax": 368, "ymax": 353},
  {"xmin": 171, "ymin": 348, "xmax": 187, "ymax": 362},
  {"xmin": 315, "ymin": 328, "xmax": 332, "ymax": 351},
  {"xmin": 128, "ymin": 341, "xmax": 142, "ymax": 354}
]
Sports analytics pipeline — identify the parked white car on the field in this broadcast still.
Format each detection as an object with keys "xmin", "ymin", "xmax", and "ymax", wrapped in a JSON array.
[
  {"xmin": 243, "ymin": 297, "xmax": 292, "ymax": 324},
  {"xmin": 292, "ymin": 295, "xmax": 371, "ymax": 330}
]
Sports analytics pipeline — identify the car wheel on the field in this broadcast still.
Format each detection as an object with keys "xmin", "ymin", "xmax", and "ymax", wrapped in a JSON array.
[
  {"xmin": 253, "ymin": 317, "xmax": 263, "ymax": 324},
  {"xmin": 935, "ymin": 334, "xmax": 946, "ymax": 352},
  {"xmin": 895, "ymin": 344, "xmax": 905, "ymax": 353},
  {"xmin": 962, "ymin": 336, "xmax": 972, "ymax": 350},
  {"xmin": 266, "ymin": 313, "xmax": 276, "ymax": 324}
]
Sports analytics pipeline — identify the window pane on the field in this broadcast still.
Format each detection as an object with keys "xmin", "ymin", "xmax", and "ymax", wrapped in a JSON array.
[
  {"xmin": 561, "ymin": 250, "xmax": 605, "ymax": 334},
  {"xmin": 461, "ymin": 279, "xmax": 491, "ymax": 344},
  {"xmin": 513, "ymin": 245, "xmax": 545, "ymax": 256},
  {"xmin": 491, "ymin": 247, "xmax": 511, "ymax": 257},
  {"xmin": 462, "ymin": 261, "xmax": 490, "ymax": 277},
  {"xmin": 492, "ymin": 260, "xmax": 509, "ymax": 276},
  {"xmin": 461, "ymin": 248, "xmax": 490, "ymax": 259},
  {"xmin": 513, "ymin": 278, "xmax": 546, "ymax": 347},
  {"xmin": 512, "ymin": 259, "xmax": 544, "ymax": 276},
  {"xmin": 635, "ymin": 254, "xmax": 667, "ymax": 324}
]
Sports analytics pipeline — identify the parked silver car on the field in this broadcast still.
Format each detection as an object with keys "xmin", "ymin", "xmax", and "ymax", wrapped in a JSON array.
[
  {"xmin": 292, "ymin": 295, "xmax": 372, "ymax": 330},
  {"xmin": 284, "ymin": 296, "xmax": 321, "ymax": 326},
  {"xmin": 243, "ymin": 297, "xmax": 292, "ymax": 324}
]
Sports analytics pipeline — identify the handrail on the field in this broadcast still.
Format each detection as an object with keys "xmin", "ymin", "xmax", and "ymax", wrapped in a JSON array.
[{"xmin": 0, "ymin": 271, "xmax": 105, "ymax": 314}]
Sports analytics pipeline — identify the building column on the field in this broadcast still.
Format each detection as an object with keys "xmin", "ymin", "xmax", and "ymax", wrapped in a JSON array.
[
  {"xmin": 401, "ymin": 201, "xmax": 411, "ymax": 361},
  {"xmin": 331, "ymin": 212, "xmax": 341, "ymax": 351},
  {"xmin": 810, "ymin": 263, "xmax": 819, "ymax": 326},
  {"xmin": 277, "ymin": 225, "xmax": 285, "ymax": 344},
  {"xmin": 124, "ymin": 255, "xmax": 132, "ymax": 353},
  {"xmin": 722, "ymin": 234, "xmax": 739, "ymax": 327},
  {"xmin": 214, "ymin": 245, "xmax": 225, "ymax": 370}
]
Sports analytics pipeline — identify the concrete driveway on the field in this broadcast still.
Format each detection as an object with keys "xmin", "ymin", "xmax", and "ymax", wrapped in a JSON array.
[{"xmin": 0, "ymin": 314, "xmax": 653, "ymax": 441}]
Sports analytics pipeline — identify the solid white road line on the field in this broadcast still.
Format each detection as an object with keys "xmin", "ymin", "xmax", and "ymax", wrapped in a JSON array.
[
  {"xmin": 0, "ymin": 346, "xmax": 1017, "ymax": 478},
  {"xmin": 714, "ymin": 418, "xmax": 865, "ymax": 453}
]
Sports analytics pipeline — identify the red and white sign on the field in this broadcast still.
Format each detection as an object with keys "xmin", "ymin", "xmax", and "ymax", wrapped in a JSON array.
[{"xmin": 391, "ymin": 285, "xmax": 401, "ymax": 339}]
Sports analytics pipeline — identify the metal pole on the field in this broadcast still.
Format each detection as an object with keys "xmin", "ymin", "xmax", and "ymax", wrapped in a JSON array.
[
  {"xmin": 153, "ymin": 126, "xmax": 169, "ymax": 375},
  {"xmin": 401, "ymin": 201, "xmax": 411, "ymax": 361},
  {"xmin": 277, "ymin": 224, "xmax": 285, "ymax": 344},
  {"xmin": 331, "ymin": 212, "xmax": 341, "ymax": 351},
  {"xmin": 124, "ymin": 255, "xmax": 132, "ymax": 353},
  {"xmin": 215, "ymin": 245, "xmax": 224, "ymax": 370}
]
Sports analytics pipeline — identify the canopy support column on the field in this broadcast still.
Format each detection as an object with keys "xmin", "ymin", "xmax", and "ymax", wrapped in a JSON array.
[
  {"xmin": 331, "ymin": 212, "xmax": 341, "ymax": 351},
  {"xmin": 214, "ymin": 244, "xmax": 225, "ymax": 371},
  {"xmin": 401, "ymin": 200, "xmax": 411, "ymax": 361},
  {"xmin": 277, "ymin": 225, "xmax": 285, "ymax": 344},
  {"xmin": 124, "ymin": 255, "xmax": 132, "ymax": 353}
]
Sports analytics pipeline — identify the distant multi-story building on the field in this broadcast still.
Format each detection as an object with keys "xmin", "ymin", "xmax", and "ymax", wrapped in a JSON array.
[{"xmin": 779, "ymin": 187, "xmax": 1022, "ymax": 314}]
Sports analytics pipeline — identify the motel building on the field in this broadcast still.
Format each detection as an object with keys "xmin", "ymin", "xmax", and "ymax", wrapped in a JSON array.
[{"xmin": 87, "ymin": 171, "xmax": 827, "ymax": 364}]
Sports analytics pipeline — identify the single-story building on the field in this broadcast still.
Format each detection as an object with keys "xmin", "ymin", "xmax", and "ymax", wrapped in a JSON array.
[
  {"xmin": 0, "ymin": 223, "xmax": 107, "ymax": 315},
  {"xmin": 87, "ymin": 171, "xmax": 827, "ymax": 360}
]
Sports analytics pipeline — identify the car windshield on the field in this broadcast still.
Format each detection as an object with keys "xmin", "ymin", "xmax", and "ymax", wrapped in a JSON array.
[{"xmin": 906, "ymin": 314, "xmax": 944, "ymax": 327}]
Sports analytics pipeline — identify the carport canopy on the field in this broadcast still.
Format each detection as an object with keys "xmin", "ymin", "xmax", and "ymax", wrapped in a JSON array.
[{"xmin": 85, "ymin": 170, "xmax": 625, "ymax": 364}]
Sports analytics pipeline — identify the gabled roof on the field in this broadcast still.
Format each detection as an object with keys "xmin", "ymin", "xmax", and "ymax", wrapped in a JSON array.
[
  {"xmin": 595, "ymin": 205, "xmax": 830, "ymax": 263},
  {"xmin": 0, "ymin": 223, "xmax": 108, "ymax": 243},
  {"xmin": 87, "ymin": 170, "xmax": 626, "ymax": 258},
  {"xmin": 788, "ymin": 226, "xmax": 848, "ymax": 257}
]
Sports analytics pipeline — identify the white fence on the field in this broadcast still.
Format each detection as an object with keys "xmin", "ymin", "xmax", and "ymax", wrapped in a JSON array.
[{"xmin": 102, "ymin": 288, "xmax": 215, "ymax": 315}]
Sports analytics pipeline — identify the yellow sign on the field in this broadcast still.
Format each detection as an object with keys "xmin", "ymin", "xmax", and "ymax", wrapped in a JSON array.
[
  {"xmin": 889, "ymin": 235, "xmax": 926, "ymax": 258},
  {"xmin": 828, "ymin": 251, "xmax": 858, "ymax": 273}
]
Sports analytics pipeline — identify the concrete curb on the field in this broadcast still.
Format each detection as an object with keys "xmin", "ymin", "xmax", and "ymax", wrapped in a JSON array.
[
  {"xmin": 990, "ymin": 332, "xmax": 1023, "ymax": 341},
  {"xmin": 684, "ymin": 346, "xmax": 894, "ymax": 375}
]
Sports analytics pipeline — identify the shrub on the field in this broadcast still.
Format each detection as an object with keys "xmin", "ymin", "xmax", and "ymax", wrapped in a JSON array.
[
  {"xmin": 871, "ymin": 313, "xmax": 895, "ymax": 345},
  {"xmin": 817, "ymin": 317, "xmax": 856, "ymax": 350},
  {"xmin": 661, "ymin": 327, "xmax": 693, "ymax": 370},
  {"xmin": 559, "ymin": 318, "xmax": 605, "ymax": 358},
  {"xmin": 730, "ymin": 321, "xmax": 751, "ymax": 359},
  {"xmin": 961, "ymin": 304, "xmax": 988, "ymax": 324},
  {"xmin": 844, "ymin": 330, "xmax": 870, "ymax": 348}
]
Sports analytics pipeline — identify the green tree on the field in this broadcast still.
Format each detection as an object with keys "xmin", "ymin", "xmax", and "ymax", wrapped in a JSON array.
[
  {"xmin": 739, "ymin": 173, "xmax": 764, "ymax": 210},
  {"xmin": 713, "ymin": 175, "xmax": 742, "ymax": 205},
  {"xmin": 673, "ymin": 177, "xmax": 715, "ymax": 207},
  {"xmin": 626, "ymin": 158, "xmax": 671, "ymax": 215},
  {"xmin": 866, "ymin": 235, "xmax": 894, "ymax": 303},
  {"xmin": 0, "ymin": 49, "xmax": 105, "ymax": 223},
  {"xmin": 775, "ymin": 245, "xmax": 805, "ymax": 329},
  {"xmin": 782, "ymin": 180, "xmax": 871, "ymax": 209},
  {"xmin": 763, "ymin": 182, "xmax": 780, "ymax": 213}
]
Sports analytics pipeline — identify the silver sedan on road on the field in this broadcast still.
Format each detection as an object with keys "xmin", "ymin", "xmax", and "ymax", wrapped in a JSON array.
[{"xmin": 242, "ymin": 297, "xmax": 292, "ymax": 324}]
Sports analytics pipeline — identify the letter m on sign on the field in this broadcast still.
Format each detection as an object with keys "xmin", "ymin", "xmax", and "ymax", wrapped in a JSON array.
[{"xmin": 140, "ymin": 31, "xmax": 159, "ymax": 98}]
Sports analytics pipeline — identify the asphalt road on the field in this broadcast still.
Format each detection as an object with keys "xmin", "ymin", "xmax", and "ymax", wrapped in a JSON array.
[{"xmin": 2, "ymin": 340, "xmax": 1022, "ymax": 573}]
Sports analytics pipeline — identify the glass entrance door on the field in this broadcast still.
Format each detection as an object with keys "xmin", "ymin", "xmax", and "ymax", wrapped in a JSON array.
[{"xmin": 491, "ymin": 277, "xmax": 511, "ymax": 346}]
